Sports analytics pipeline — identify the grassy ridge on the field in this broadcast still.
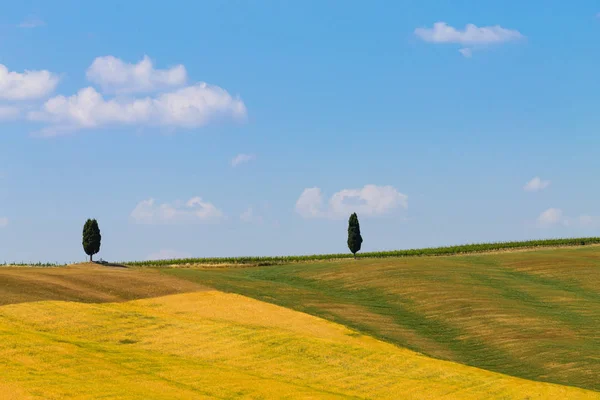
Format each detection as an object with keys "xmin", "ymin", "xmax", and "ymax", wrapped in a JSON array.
[
  {"xmin": 162, "ymin": 245, "xmax": 600, "ymax": 392},
  {"xmin": 125, "ymin": 237, "xmax": 600, "ymax": 266},
  {"xmin": 0, "ymin": 291, "xmax": 598, "ymax": 399}
]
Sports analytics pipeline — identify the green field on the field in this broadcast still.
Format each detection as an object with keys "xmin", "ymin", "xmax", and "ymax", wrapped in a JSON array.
[{"xmin": 161, "ymin": 245, "xmax": 600, "ymax": 392}]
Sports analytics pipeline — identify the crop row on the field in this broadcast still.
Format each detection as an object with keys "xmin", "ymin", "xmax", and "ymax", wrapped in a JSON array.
[{"xmin": 123, "ymin": 237, "xmax": 600, "ymax": 267}]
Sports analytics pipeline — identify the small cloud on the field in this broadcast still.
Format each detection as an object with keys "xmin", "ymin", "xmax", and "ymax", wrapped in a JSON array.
[
  {"xmin": 458, "ymin": 48, "xmax": 473, "ymax": 58},
  {"xmin": 415, "ymin": 22, "xmax": 524, "ymax": 45},
  {"xmin": 130, "ymin": 197, "xmax": 223, "ymax": 225},
  {"xmin": 415, "ymin": 22, "xmax": 523, "ymax": 57},
  {"xmin": 295, "ymin": 187, "xmax": 325, "ymax": 218},
  {"xmin": 0, "ymin": 217, "xmax": 8, "ymax": 227},
  {"xmin": 240, "ymin": 207, "xmax": 263, "ymax": 224},
  {"xmin": 536, "ymin": 209, "xmax": 600, "ymax": 228},
  {"xmin": 524, "ymin": 177, "xmax": 551, "ymax": 192},
  {"xmin": 18, "ymin": 17, "xmax": 45, "ymax": 29},
  {"xmin": 578, "ymin": 215, "xmax": 600, "ymax": 227},
  {"xmin": 146, "ymin": 249, "xmax": 191, "ymax": 261},
  {"xmin": 537, "ymin": 208, "xmax": 564, "ymax": 226},
  {"xmin": 296, "ymin": 184, "xmax": 408, "ymax": 219},
  {"xmin": 231, "ymin": 153, "xmax": 256, "ymax": 167}
]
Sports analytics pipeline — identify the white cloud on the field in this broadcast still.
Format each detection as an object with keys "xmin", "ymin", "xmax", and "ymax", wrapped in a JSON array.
[
  {"xmin": 0, "ymin": 64, "xmax": 59, "ymax": 100},
  {"xmin": 415, "ymin": 22, "xmax": 523, "ymax": 57},
  {"xmin": 296, "ymin": 184, "xmax": 408, "ymax": 219},
  {"xmin": 240, "ymin": 207, "xmax": 263, "ymax": 224},
  {"xmin": 2, "ymin": 55, "xmax": 245, "ymax": 136},
  {"xmin": 415, "ymin": 22, "xmax": 523, "ymax": 45},
  {"xmin": 18, "ymin": 17, "xmax": 45, "ymax": 28},
  {"xmin": 86, "ymin": 55, "xmax": 187, "ymax": 94},
  {"xmin": 130, "ymin": 197, "xmax": 223, "ymax": 224},
  {"xmin": 330, "ymin": 185, "xmax": 408, "ymax": 216},
  {"xmin": 296, "ymin": 187, "xmax": 325, "ymax": 218},
  {"xmin": 146, "ymin": 249, "xmax": 191, "ymax": 261},
  {"xmin": 29, "ymin": 83, "xmax": 247, "ymax": 136},
  {"xmin": 536, "ymin": 209, "xmax": 600, "ymax": 228},
  {"xmin": 458, "ymin": 48, "xmax": 473, "ymax": 58},
  {"xmin": 578, "ymin": 215, "xmax": 600, "ymax": 227},
  {"xmin": 0, "ymin": 217, "xmax": 7, "ymax": 227},
  {"xmin": 524, "ymin": 177, "xmax": 551, "ymax": 192},
  {"xmin": 537, "ymin": 208, "xmax": 564, "ymax": 226},
  {"xmin": 0, "ymin": 106, "xmax": 20, "ymax": 120},
  {"xmin": 231, "ymin": 153, "xmax": 256, "ymax": 167}
]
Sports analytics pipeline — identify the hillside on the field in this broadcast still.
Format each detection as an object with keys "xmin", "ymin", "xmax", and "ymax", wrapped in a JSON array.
[
  {"xmin": 0, "ymin": 290, "xmax": 598, "ymax": 399},
  {"xmin": 0, "ymin": 264, "xmax": 205, "ymax": 305},
  {"xmin": 162, "ymin": 245, "xmax": 600, "ymax": 392}
]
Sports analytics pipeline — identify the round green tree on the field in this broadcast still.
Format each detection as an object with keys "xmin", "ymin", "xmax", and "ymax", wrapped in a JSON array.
[
  {"xmin": 347, "ymin": 213, "xmax": 363, "ymax": 258},
  {"xmin": 82, "ymin": 219, "xmax": 101, "ymax": 262}
]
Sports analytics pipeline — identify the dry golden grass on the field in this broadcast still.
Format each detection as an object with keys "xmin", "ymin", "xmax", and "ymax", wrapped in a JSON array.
[{"xmin": 0, "ymin": 291, "xmax": 598, "ymax": 399}]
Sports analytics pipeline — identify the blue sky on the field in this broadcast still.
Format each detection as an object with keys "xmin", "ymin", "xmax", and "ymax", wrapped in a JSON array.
[{"xmin": 0, "ymin": 1, "xmax": 599, "ymax": 263}]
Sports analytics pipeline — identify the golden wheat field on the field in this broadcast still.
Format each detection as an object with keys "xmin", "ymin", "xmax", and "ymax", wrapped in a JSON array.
[{"xmin": 0, "ymin": 286, "xmax": 598, "ymax": 399}]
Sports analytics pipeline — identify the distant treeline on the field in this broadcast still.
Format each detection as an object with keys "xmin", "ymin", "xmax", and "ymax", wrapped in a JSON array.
[
  {"xmin": 124, "ymin": 237, "xmax": 600, "ymax": 267},
  {"xmin": 0, "ymin": 262, "xmax": 64, "ymax": 267}
]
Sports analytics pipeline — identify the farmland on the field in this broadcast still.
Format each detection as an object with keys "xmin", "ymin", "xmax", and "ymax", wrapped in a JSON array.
[
  {"xmin": 0, "ymin": 244, "xmax": 598, "ymax": 398},
  {"xmin": 0, "ymin": 290, "xmax": 598, "ymax": 399},
  {"xmin": 162, "ymin": 245, "xmax": 600, "ymax": 392}
]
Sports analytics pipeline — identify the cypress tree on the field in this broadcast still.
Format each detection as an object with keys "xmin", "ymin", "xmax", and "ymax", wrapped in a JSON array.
[
  {"xmin": 82, "ymin": 219, "xmax": 101, "ymax": 262},
  {"xmin": 347, "ymin": 213, "xmax": 363, "ymax": 259}
]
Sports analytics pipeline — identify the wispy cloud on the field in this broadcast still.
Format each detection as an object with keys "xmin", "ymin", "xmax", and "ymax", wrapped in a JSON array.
[
  {"xmin": 18, "ymin": 17, "xmax": 45, "ymax": 29},
  {"xmin": 578, "ymin": 215, "xmax": 600, "ymax": 227},
  {"xmin": 524, "ymin": 177, "xmax": 550, "ymax": 192},
  {"xmin": 458, "ymin": 48, "xmax": 473, "ymax": 58},
  {"xmin": 537, "ymin": 208, "xmax": 564, "ymax": 226},
  {"xmin": 231, "ymin": 153, "xmax": 256, "ymax": 167},
  {"xmin": 537, "ymin": 208, "xmax": 600, "ymax": 228},
  {"xmin": 240, "ymin": 207, "xmax": 263, "ymax": 224},
  {"xmin": 130, "ymin": 197, "xmax": 223, "ymax": 225},
  {"xmin": 0, "ymin": 106, "xmax": 21, "ymax": 120},
  {"xmin": 415, "ymin": 22, "xmax": 524, "ymax": 57}
]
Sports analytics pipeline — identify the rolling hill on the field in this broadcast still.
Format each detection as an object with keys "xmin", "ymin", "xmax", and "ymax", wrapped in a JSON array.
[
  {"xmin": 162, "ymin": 245, "xmax": 600, "ymax": 392},
  {"xmin": 0, "ymin": 245, "xmax": 598, "ymax": 398},
  {"xmin": 0, "ymin": 290, "xmax": 598, "ymax": 399}
]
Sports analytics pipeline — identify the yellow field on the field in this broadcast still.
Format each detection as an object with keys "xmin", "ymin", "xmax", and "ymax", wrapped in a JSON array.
[{"xmin": 0, "ymin": 290, "xmax": 597, "ymax": 399}]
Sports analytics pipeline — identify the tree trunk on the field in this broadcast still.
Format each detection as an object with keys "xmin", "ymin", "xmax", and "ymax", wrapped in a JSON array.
[{"xmin": 90, "ymin": 254, "xmax": 93, "ymax": 262}]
